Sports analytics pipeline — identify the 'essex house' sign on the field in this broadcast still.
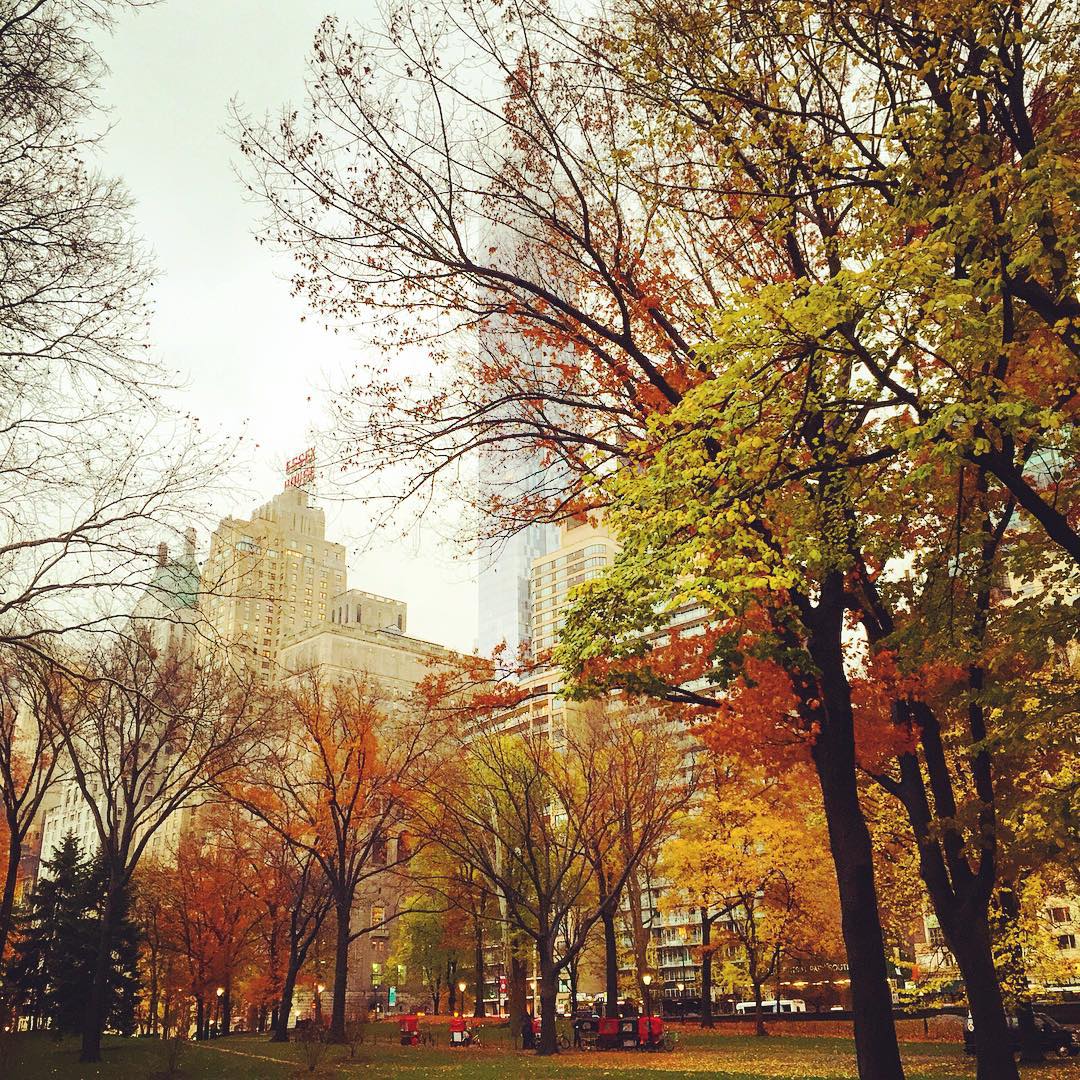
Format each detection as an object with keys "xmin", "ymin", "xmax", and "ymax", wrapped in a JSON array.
[{"xmin": 285, "ymin": 446, "xmax": 316, "ymax": 491}]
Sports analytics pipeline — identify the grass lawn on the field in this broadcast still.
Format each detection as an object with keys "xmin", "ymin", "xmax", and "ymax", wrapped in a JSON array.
[{"xmin": 5, "ymin": 1024, "xmax": 1078, "ymax": 1080}]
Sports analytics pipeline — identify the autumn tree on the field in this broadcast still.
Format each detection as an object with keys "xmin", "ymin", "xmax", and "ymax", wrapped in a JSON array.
[
  {"xmin": 237, "ymin": 3, "xmax": 1080, "ymax": 1078},
  {"xmin": 234, "ymin": 4, "xmax": 912, "ymax": 1073},
  {"xmin": 54, "ymin": 631, "xmax": 267, "ymax": 1061},
  {"xmin": 574, "ymin": 702, "xmax": 695, "ymax": 1018},
  {"xmin": 238, "ymin": 819, "xmax": 333, "ymax": 1041},
  {"xmin": 412, "ymin": 688, "xmax": 692, "ymax": 1055},
  {"xmin": 232, "ymin": 673, "xmax": 443, "ymax": 1043}
]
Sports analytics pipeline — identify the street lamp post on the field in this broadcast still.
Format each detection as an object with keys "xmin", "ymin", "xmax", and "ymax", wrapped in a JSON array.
[
  {"xmin": 215, "ymin": 987, "xmax": 224, "ymax": 1037},
  {"xmin": 641, "ymin": 973, "xmax": 653, "ymax": 1020},
  {"xmin": 457, "ymin": 980, "xmax": 467, "ymax": 1016},
  {"xmin": 315, "ymin": 983, "xmax": 325, "ymax": 1028}
]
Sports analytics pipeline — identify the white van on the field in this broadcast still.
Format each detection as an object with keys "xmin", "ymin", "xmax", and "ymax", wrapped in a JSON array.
[{"xmin": 735, "ymin": 999, "xmax": 806, "ymax": 1014}]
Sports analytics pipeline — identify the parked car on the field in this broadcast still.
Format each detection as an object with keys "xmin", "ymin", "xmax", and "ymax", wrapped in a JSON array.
[{"xmin": 963, "ymin": 1011, "xmax": 1079, "ymax": 1057}]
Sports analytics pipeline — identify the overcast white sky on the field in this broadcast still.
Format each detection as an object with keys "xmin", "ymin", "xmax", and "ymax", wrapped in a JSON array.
[{"xmin": 94, "ymin": 1, "xmax": 479, "ymax": 653}]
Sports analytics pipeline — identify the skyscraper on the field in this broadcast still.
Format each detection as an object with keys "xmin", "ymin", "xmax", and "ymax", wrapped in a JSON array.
[
  {"xmin": 201, "ymin": 485, "xmax": 347, "ymax": 676},
  {"xmin": 477, "ymin": 523, "xmax": 558, "ymax": 664}
]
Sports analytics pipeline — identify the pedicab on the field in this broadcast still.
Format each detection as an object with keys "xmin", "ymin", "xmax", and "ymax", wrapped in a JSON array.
[
  {"xmin": 399, "ymin": 1014, "xmax": 420, "ymax": 1046},
  {"xmin": 449, "ymin": 1014, "xmax": 481, "ymax": 1047},
  {"xmin": 594, "ymin": 1013, "xmax": 675, "ymax": 1052}
]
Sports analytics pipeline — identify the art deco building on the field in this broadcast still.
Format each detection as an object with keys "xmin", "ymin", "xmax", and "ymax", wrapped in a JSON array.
[{"xmin": 200, "ymin": 486, "xmax": 347, "ymax": 677}]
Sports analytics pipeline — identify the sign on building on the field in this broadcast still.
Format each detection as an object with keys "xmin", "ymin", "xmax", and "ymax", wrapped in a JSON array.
[{"xmin": 285, "ymin": 446, "xmax": 316, "ymax": 491}]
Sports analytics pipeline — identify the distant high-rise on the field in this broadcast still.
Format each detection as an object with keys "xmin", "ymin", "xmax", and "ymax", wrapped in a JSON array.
[
  {"xmin": 201, "ymin": 486, "xmax": 347, "ymax": 676},
  {"xmin": 477, "ymin": 523, "xmax": 558, "ymax": 664},
  {"xmin": 528, "ymin": 515, "xmax": 619, "ymax": 658}
]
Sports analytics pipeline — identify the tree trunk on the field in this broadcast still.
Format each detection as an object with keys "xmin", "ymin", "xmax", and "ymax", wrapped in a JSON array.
[
  {"xmin": 700, "ymin": 908, "xmax": 714, "ymax": 1028},
  {"xmin": 273, "ymin": 968, "xmax": 297, "ymax": 1042},
  {"xmin": 447, "ymin": 957, "xmax": 457, "ymax": 1013},
  {"xmin": 222, "ymin": 979, "xmax": 232, "ymax": 1036},
  {"xmin": 328, "ymin": 896, "xmax": 350, "ymax": 1041},
  {"xmin": 536, "ymin": 940, "xmax": 559, "ymax": 1056},
  {"xmin": 195, "ymin": 996, "xmax": 205, "ymax": 1041},
  {"xmin": 146, "ymin": 942, "xmax": 159, "ymax": 1037},
  {"xmin": 894, "ymin": 722, "xmax": 1019, "ymax": 1080},
  {"xmin": 508, "ymin": 953, "xmax": 527, "ymax": 1038},
  {"xmin": 752, "ymin": 979, "xmax": 767, "ymax": 1037},
  {"xmin": 473, "ymin": 915, "xmax": 486, "ymax": 1017},
  {"xmin": 0, "ymin": 832, "xmax": 22, "ymax": 982},
  {"xmin": 80, "ymin": 875, "xmax": 121, "ymax": 1062},
  {"xmin": 601, "ymin": 906, "xmax": 619, "ymax": 1018},
  {"xmin": 947, "ymin": 913, "xmax": 1023, "ymax": 1079},
  {"xmin": 809, "ymin": 657, "xmax": 905, "ymax": 1079},
  {"xmin": 625, "ymin": 865, "xmax": 650, "ymax": 1009}
]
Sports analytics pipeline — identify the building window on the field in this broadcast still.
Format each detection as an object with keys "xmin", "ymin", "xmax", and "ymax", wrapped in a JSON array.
[
  {"xmin": 356, "ymin": 605, "xmax": 362, "ymax": 623},
  {"xmin": 372, "ymin": 904, "xmax": 386, "ymax": 928},
  {"xmin": 1049, "ymin": 906, "xmax": 1072, "ymax": 924},
  {"xmin": 1057, "ymin": 934, "xmax": 1077, "ymax": 951},
  {"xmin": 929, "ymin": 927, "xmax": 947, "ymax": 947}
]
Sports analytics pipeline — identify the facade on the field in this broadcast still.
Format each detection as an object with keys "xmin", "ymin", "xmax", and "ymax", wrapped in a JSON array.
[
  {"xmin": 200, "ymin": 486, "xmax": 347, "ymax": 677},
  {"xmin": 913, "ymin": 899, "xmax": 1080, "ymax": 995},
  {"xmin": 528, "ymin": 515, "xmax": 619, "ymax": 660},
  {"xmin": 280, "ymin": 592, "xmax": 454, "ymax": 697},
  {"xmin": 128, "ymin": 529, "xmax": 204, "ymax": 661}
]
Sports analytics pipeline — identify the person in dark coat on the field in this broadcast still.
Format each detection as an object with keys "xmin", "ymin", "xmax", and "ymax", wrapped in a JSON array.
[{"xmin": 521, "ymin": 1011, "xmax": 535, "ymax": 1050}]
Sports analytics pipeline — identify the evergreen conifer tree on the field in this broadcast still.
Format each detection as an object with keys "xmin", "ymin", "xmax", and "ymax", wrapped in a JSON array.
[
  {"xmin": 5, "ymin": 833, "xmax": 140, "ymax": 1033},
  {"xmin": 5, "ymin": 834, "xmax": 88, "ymax": 1030}
]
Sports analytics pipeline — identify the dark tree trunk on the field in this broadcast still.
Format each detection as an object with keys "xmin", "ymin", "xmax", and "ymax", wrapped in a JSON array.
[
  {"xmin": 509, "ymin": 953, "xmax": 526, "ymax": 1036},
  {"xmin": 752, "ymin": 979, "xmax": 767, "ymax": 1037},
  {"xmin": 473, "ymin": 916, "xmax": 486, "ymax": 1017},
  {"xmin": 195, "ymin": 996, "xmax": 205, "ymax": 1042},
  {"xmin": 947, "ymin": 913, "xmax": 1023, "ymax": 1078},
  {"xmin": 328, "ymin": 896, "xmax": 350, "ymax": 1041},
  {"xmin": 0, "ymin": 829, "xmax": 20, "ymax": 963},
  {"xmin": 273, "ymin": 968, "xmax": 297, "ymax": 1042},
  {"xmin": 146, "ymin": 943, "xmax": 159, "ymax": 1037},
  {"xmin": 601, "ymin": 906, "xmax": 619, "ymax": 1018},
  {"xmin": 536, "ymin": 939, "xmax": 559, "ymax": 1056},
  {"xmin": 80, "ymin": 876, "xmax": 122, "ymax": 1062},
  {"xmin": 809, "ymin": 612, "xmax": 905, "ymax": 1080},
  {"xmin": 222, "ymin": 982, "xmax": 232, "ymax": 1036},
  {"xmin": 700, "ymin": 908, "xmax": 714, "ymax": 1028},
  {"xmin": 892, "ymin": 714, "xmax": 1019, "ymax": 1080}
]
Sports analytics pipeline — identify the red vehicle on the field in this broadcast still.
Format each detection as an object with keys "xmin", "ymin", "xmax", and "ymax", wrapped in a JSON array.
[
  {"xmin": 449, "ymin": 1014, "xmax": 481, "ymax": 1047},
  {"xmin": 399, "ymin": 1014, "xmax": 420, "ymax": 1046},
  {"xmin": 592, "ymin": 1014, "xmax": 675, "ymax": 1052}
]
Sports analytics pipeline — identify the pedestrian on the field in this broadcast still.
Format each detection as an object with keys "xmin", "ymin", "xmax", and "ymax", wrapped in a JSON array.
[{"xmin": 521, "ymin": 1011, "xmax": 535, "ymax": 1050}]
